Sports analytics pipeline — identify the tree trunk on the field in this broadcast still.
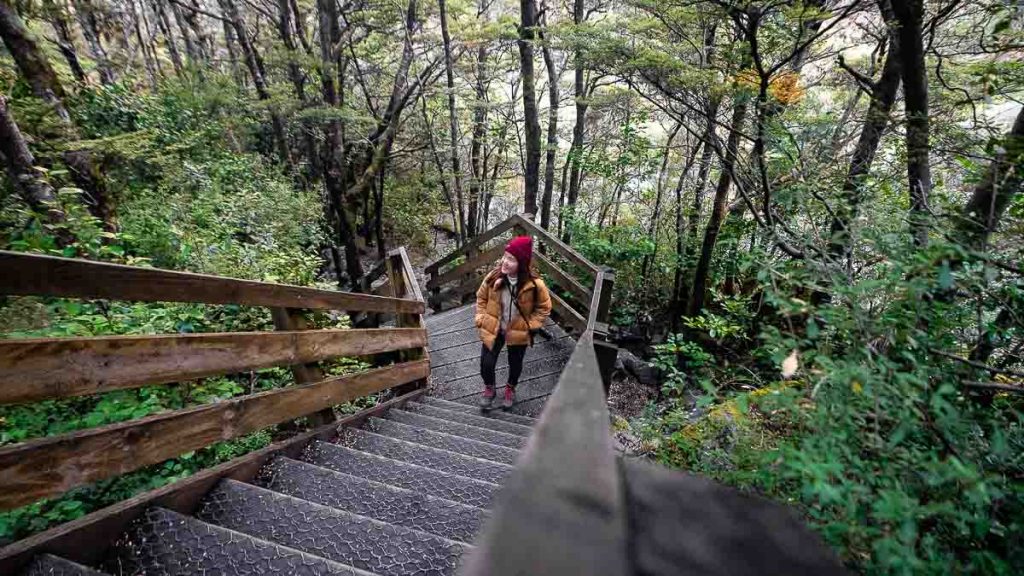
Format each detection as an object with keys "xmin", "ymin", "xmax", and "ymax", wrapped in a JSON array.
[
  {"xmin": 562, "ymin": 0, "xmax": 585, "ymax": 242},
  {"xmin": 467, "ymin": 39, "xmax": 488, "ymax": 238},
  {"xmin": 518, "ymin": 0, "xmax": 540, "ymax": 216},
  {"xmin": 0, "ymin": 0, "xmax": 70, "ymax": 123},
  {"xmin": 317, "ymin": 0, "xmax": 347, "ymax": 286},
  {"xmin": 688, "ymin": 100, "xmax": 747, "ymax": 318},
  {"xmin": 169, "ymin": 0, "xmax": 199, "ymax": 65},
  {"xmin": 827, "ymin": 15, "xmax": 901, "ymax": 271},
  {"xmin": 539, "ymin": 21, "xmax": 558, "ymax": 231},
  {"xmin": 956, "ymin": 105, "xmax": 1024, "ymax": 251},
  {"xmin": 891, "ymin": 0, "xmax": 931, "ymax": 246},
  {"xmin": 219, "ymin": 0, "xmax": 292, "ymax": 168},
  {"xmin": 642, "ymin": 122, "xmax": 681, "ymax": 280},
  {"xmin": 76, "ymin": 0, "xmax": 116, "ymax": 84},
  {"xmin": 47, "ymin": 0, "xmax": 88, "ymax": 84},
  {"xmin": 129, "ymin": 0, "xmax": 159, "ymax": 87},
  {"xmin": 438, "ymin": 0, "xmax": 466, "ymax": 243},
  {"xmin": 154, "ymin": 0, "xmax": 184, "ymax": 75},
  {"xmin": 0, "ymin": 95, "xmax": 74, "ymax": 246}
]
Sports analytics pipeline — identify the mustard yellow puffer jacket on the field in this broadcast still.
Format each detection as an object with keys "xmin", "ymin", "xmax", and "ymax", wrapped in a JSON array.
[{"xmin": 474, "ymin": 269, "xmax": 552, "ymax": 350}]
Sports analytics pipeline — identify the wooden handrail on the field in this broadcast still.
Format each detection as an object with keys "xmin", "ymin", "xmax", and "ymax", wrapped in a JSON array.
[
  {"xmin": 549, "ymin": 291, "xmax": 587, "ymax": 334},
  {"xmin": 461, "ymin": 332, "xmax": 628, "ymax": 576},
  {"xmin": 511, "ymin": 214, "xmax": 601, "ymax": 277},
  {"xmin": 0, "ymin": 328, "xmax": 427, "ymax": 405},
  {"xmin": 0, "ymin": 251, "xmax": 424, "ymax": 314},
  {"xmin": 533, "ymin": 252, "xmax": 592, "ymax": 307},
  {"xmin": 425, "ymin": 244, "xmax": 504, "ymax": 290},
  {"xmin": 423, "ymin": 216, "xmax": 519, "ymax": 275},
  {"xmin": 0, "ymin": 359, "xmax": 430, "ymax": 511}
]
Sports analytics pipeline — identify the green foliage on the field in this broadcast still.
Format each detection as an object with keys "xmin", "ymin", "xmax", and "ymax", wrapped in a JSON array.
[
  {"xmin": 638, "ymin": 238, "xmax": 1024, "ymax": 574},
  {"xmin": 0, "ymin": 79, "xmax": 361, "ymax": 544}
]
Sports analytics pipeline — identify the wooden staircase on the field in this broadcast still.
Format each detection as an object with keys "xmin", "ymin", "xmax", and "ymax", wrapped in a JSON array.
[{"xmin": 2, "ymin": 214, "xmax": 845, "ymax": 576}]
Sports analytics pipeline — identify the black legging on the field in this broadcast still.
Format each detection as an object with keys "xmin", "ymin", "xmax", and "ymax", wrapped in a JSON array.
[{"xmin": 480, "ymin": 330, "xmax": 527, "ymax": 388}]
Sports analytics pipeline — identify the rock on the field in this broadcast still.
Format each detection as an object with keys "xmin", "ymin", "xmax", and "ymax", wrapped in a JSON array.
[{"xmin": 617, "ymin": 349, "xmax": 660, "ymax": 387}]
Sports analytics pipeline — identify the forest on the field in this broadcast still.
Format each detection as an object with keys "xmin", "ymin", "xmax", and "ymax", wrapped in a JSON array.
[{"xmin": 0, "ymin": 0, "xmax": 1022, "ymax": 571}]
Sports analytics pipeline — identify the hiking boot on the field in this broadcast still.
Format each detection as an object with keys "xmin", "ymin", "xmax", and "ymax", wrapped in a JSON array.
[
  {"xmin": 480, "ymin": 386, "xmax": 496, "ymax": 411},
  {"xmin": 502, "ymin": 385, "xmax": 516, "ymax": 410}
]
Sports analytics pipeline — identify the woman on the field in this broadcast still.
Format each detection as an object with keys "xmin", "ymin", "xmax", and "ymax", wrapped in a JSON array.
[{"xmin": 474, "ymin": 235, "xmax": 552, "ymax": 410}]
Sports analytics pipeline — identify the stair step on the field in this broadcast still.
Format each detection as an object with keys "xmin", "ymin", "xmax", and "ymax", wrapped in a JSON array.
[
  {"xmin": 400, "ymin": 403, "xmax": 533, "ymax": 437},
  {"xmin": 22, "ymin": 554, "xmax": 108, "ymax": 576},
  {"xmin": 336, "ymin": 427, "xmax": 513, "ymax": 485},
  {"xmin": 303, "ymin": 440, "xmax": 497, "ymax": 509},
  {"xmin": 385, "ymin": 410, "xmax": 527, "ymax": 449},
  {"xmin": 257, "ymin": 457, "xmax": 487, "ymax": 544},
  {"xmin": 103, "ymin": 507, "xmax": 369, "ymax": 576},
  {"xmin": 197, "ymin": 480, "xmax": 467, "ymax": 576},
  {"xmin": 365, "ymin": 417, "xmax": 519, "ymax": 465},
  {"xmin": 418, "ymin": 397, "xmax": 538, "ymax": 427},
  {"xmin": 429, "ymin": 337, "xmax": 574, "ymax": 383}
]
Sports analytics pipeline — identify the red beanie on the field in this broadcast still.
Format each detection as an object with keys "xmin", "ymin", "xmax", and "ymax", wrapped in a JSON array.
[{"xmin": 505, "ymin": 235, "xmax": 533, "ymax": 271}]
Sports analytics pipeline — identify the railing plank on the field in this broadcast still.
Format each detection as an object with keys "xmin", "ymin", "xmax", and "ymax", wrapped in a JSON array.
[
  {"xmin": 0, "ymin": 328, "xmax": 427, "ymax": 405},
  {"xmin": 429, "ymin": 276, "xmax": 483, "ymax": 309},
  {"xmin": 512, "ymin": 215, "xmax": 601, "ymax": 277},
  {"xmin": 0, "ymin": 251, "xmax": 424, "ymax": 314},
  {"xmin": 0, "ymin": 359, "xmax": 431, "ymax": 511},
  {"xmin": 549, "ymin": 291, "xmax": 587, "ymax": 334},
  {"xmin": 425, "ymin": 244, "xmax": 504, "ymax": 289},
  {"xmin": 0, "ymin": 387, "xmax": 429, "ymax": 573},
  {"xmin": 534, "ymin": 252, "xmax": 593, "ymax": 307},
  {"xmin": 424, "ymin": 216, "xmax": 519, "ymax": 275}
]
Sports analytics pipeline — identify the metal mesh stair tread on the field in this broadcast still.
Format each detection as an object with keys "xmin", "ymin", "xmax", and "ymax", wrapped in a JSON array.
[
  {"xmin": 416, "ymin": 397, "xmax": 537, "ymax": 427},
  {"xmin": 196, "ymin": 480, "xmax": 468, "ymax": 576},
  {"xmin": 302, "ymin": 440, "xmax": 498, "ymax": 509},
  {"xmin": 21, "ymin": 554, "xmax": 109, "ymax": 576},
  {"xmin": 383, "ymin": 410, "xmax": 526, "ymax": 450},
  {"xmin": 256, "ymin": 457, "xmax": 487, "ymax": 544},
  {"xmin": 398, "ymin": 403, "xmax": 533, "ymax": 438},
  {"xmin": 103, "ymin": 507, "xmax": 376, "ymax": 576},
  {"xmin": 364, "ymin": 417, "xmax": 519, "ymax": 465},
  {"xmin": 335, "ymin": 428, "xmax": 514, "ymax": 485}
]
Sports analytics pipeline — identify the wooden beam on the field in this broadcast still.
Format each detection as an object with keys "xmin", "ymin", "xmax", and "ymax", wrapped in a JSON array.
[
  {"xmin": 0, "ymin": 251, "xmax": 424, "ymax": 314},
  {"xmin": 429, "ymin": 276, "xmax": 483, "ymax": 310},
  {"xmin": 534, "ymin": 252, "xmax": 593, "ymax": 308},
  {"xmin": 0, "ymin": 388, "xmax": 428, "ymax": 572},
  {"xmin": 271, "ymin": 308, "xmax": 335, "ymax": 427},
  {"xmin": 0, "ymin": 359, "xmax": 431, "ymax": 510},
  {"xmin": 426, "ymin": 244, "xmax": 504, "ymax": 289},
  {"xmin": 512, "ymin": 215, "xmax": 601, "ymax": 277},
  {"xmin": 0, "ymin": 328, "xmax": 427, "ymax": 405},
  {"xmin": 550, "ymin": 291, "xmax": 587, "ymax": 335},
  {"xmin": 424, "ymin": 215, "xmax": 518, "ymax": 275}
]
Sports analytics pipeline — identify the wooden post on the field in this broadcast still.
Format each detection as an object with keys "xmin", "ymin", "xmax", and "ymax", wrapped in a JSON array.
[
  {"xmin": 387, "ymin": 249, "xmax": 429, "ymax": 396},
  {"xmin": 592, "ymin": 270, "xmax": 617, "ymax": 395},
  {"xmin": 271, "ymin": 307, "xmax": 336, "ymax": 426},
  {"xmin": 462, "ymin": 244, "xmax": 480, "ymax": 306}
]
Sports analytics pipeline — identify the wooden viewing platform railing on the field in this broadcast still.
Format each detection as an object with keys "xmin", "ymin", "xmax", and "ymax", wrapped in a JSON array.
[{"xmin": 0, "ymin": 247, "xmax": 430, "ymax": 569}]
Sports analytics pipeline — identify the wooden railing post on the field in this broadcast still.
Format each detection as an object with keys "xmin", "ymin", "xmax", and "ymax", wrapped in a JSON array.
[
  {"xmin": 271, "ymin": 307, "xmax": 336, "ymax": 426},
  {"xmin": 387, "ymin": 248, "xmax": 429, "ymax": 396},
  {"xmin": 592, "ymin": 270, "xmax": 617, "ymax": 395}
]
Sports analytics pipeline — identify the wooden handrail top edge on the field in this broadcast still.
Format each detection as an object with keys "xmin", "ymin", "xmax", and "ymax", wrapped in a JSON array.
[
  {"xmin": 0, "ymin": 326, "xmax": 425, "ymax": 346},
  {"xmin": 0, "ymin": 250, "xmax": 424, "ymax": 313}
]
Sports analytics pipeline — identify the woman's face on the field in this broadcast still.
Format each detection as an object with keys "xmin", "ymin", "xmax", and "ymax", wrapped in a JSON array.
[{"xmin": 500, "ymin": 251, "xmax": 519, "ymax": 276}]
